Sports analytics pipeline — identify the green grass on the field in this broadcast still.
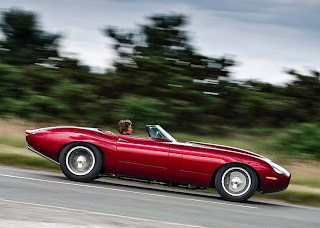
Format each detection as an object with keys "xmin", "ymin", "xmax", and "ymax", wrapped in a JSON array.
[
  {"xmin": 0, "ymin": 153, "xmax": 60, "ymax": 172},
  {"xmin": 0, "ymin": 136, "xmax": 27, "ymax": 148},
  {"xmin": 259, "ymin": 190, "xmax": 320, "ymax": 207},
  {"xmin": 291, "ymin": 178, "xmax": 320, "ymax": 189}
]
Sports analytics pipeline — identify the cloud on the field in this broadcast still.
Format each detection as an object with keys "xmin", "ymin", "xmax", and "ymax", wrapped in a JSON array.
[{"xmin": 0, "ymin": 0, "xmax": 318, "ymax": 84}]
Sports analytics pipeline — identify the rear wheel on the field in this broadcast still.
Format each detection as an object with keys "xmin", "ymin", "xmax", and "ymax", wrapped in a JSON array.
[
  {"xmin": 215, "ymin": 164, "xmax": 257, "ymax": 202},
  {"xmin": 59, "ymin": 142, "xmax": 102, "ymax": 182}
]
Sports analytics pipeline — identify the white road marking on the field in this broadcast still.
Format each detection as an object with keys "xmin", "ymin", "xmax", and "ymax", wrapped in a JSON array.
[
  {"xmin": 0, "ymin": 198, "xmax": 208, "ymax": 228},
  {"xmin": 0, "ymin": 173, "xmax": 257, "ymax": 209}
]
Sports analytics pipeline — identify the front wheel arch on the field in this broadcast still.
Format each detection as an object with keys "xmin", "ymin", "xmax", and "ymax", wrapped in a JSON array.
[
  {"xmin": 212, "ymin": 162, "xmax": 259, "ymax": 202},
  {"xmin": 211, "ymin": 163, "xmax": 260, "ymax": 189}
]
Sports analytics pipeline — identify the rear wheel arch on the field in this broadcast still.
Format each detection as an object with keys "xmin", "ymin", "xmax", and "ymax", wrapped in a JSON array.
[
  {"xmin": 58, "ymin": 142, "xmax": 104, "ymax": 164},
  {"xmin": 57, "ymin": 141, "xmax": 105, "ymax": 175}
]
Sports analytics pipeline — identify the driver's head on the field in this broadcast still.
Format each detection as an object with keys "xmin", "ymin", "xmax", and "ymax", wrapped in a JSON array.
[{"xmin": 119, "ymin": 119, "xmax": 133, "ymax": 135}]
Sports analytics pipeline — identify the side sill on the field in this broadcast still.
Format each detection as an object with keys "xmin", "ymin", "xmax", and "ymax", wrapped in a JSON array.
[{"xmin": 27, "ymin": 145, "xmax": 59, "ymax": 165}]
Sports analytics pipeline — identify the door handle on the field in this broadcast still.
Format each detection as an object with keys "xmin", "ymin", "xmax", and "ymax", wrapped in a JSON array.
[{"xmin": 118, "ymin": 138, "xmax": 128, "ymax": 142}]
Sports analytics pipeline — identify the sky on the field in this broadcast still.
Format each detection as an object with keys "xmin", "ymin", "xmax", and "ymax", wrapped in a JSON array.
[{"xmin": 0, "ymin": 0, "xmax": 319, "ymax": 84}]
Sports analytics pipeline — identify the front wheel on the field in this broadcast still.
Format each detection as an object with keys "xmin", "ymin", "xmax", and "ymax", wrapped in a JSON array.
[
  {"xmin": 215, "ymin": 164, "xmax": 258, "ymax": 202},
  {"xmin": 59, "ymin": 142, "xmax": 102, "ymax": 182}
]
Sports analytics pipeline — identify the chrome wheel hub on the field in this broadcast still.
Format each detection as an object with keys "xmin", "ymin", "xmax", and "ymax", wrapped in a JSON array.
[
  {"xmin": 231, "ymin": 176, "xmax": 243, "ymax": 189},
  {"xmin": 66, "ymin": 146, "xmax": 95, "ymax": 176},
  {"xmin": 76, "ymin": 156, "xmax": 86, "ymax": 169},
  {"xmin": 222, "ymin": 167, "xmax": 251, "ymax": 196}
]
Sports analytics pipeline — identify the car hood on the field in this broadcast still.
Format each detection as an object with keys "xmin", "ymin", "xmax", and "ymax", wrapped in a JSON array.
[{"xmin": 184, "ymin": 140, "xmax": 269, "ymax": 161}]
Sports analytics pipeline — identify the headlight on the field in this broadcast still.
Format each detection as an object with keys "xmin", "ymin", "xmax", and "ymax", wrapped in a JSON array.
[{"xmin": 267, "ymin": 161, "xmax": 290, "ymax": 177}]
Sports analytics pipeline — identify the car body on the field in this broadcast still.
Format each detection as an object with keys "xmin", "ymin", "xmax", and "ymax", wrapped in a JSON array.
[{"xmin": 26, "ymin": 125, "xmax": 291, "ymax": 202}]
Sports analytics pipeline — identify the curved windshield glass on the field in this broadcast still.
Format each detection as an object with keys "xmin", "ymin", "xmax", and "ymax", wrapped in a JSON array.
[{"xmin": 146, "ymin": 125, "xmax": 176, "ymax": 142}]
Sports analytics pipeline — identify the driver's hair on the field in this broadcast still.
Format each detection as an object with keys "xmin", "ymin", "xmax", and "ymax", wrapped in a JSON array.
[{"xmin": 118, "ymin": 119, "xmax": 132, "ymax": 134}]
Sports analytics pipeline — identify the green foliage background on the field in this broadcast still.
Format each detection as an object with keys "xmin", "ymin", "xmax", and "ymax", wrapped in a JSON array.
[
  {"xmin": 273, "ymin": 123, "xmax": 320, "ymax": 159},
  {"xmin": 1, "ymin": 9, "xmax": 320, "ymax": 159}
]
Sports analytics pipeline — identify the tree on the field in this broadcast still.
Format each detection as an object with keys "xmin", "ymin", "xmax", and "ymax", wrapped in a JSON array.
[
  {"xmin": 0, "ymin": 63, "xmax": 25, "ymax": 115},
  {"xmin": 0, "ymin": 8, "xmax": 60, "ymax": 65},
  {"xmin": 104, "ymin": 14, "xmax": 235, "ymax": 131},
  {"xmin": 284, "ymin": 69, "xmax": 320, "ymax": 122}
]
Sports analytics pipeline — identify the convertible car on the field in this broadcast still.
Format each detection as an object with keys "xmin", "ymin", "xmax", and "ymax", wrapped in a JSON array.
[{"xmin": 26, "ymin": 125, "xmax": 290, "ymax": 202}]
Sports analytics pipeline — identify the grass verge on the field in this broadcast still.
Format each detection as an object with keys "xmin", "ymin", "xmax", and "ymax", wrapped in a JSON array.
[
  {"xmin": 290, "ymin": 178, "xmax": 320, "ymax": 189},
  {"xmin": 0, "ymin": 153, "xmax": 60, "ymax": 172},
  {"xmin": 259, "ymin": 191, "xmax": 320, "ymax": 207},
  {"xmin": 0, "ymin": 136, "xmax": 27, "ymax": 148}
]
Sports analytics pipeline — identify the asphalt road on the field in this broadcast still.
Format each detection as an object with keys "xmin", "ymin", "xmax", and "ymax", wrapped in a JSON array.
[{"xmin": 0, "ymin": 166, "xmax": 319, "ymax": 228}]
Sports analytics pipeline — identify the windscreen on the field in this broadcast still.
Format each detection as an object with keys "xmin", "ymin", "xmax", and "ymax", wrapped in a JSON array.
[{"xmin": 146, "ymin": 125, "xmax": 176, "ymax": 142}]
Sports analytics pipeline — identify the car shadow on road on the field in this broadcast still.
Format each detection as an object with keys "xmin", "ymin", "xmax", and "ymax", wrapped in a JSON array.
[
  {"xmin": 41, "ymin": 172, "xmax": 286, "ymax": 208},
  {"xmin": 91, "ymin": 176, "xmax": 284, "ymax": 208}
]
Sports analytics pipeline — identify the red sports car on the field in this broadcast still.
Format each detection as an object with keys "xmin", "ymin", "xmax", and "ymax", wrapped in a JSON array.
[{"xmin": 26, "ymin": 125, "xmax": 290, "ymax": 202}]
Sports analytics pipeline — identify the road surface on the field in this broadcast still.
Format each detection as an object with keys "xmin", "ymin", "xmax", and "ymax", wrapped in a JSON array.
[{"xmin": 0, "ymin": 166, "xmax": 319, "ymax": 228}]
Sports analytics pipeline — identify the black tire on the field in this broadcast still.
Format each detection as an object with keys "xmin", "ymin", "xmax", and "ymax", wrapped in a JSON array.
[
  {"xmin": 59, "ymin": 142, "xmax": 102, "ymax": 182},
  {"xmin": 215, "ymin": 163, "xmax": 258, "ymax": 202}
]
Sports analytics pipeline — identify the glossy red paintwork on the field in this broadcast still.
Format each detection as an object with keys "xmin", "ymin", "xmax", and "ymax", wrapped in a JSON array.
[{"xmin": 26, "ymin": 126, "xmax": 290, "ymax": 194}]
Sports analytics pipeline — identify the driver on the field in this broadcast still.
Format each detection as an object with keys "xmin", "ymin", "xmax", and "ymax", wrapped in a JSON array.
[{"xmin": 118, "ymin": 119, "xmax": 133, "ymax": 135}]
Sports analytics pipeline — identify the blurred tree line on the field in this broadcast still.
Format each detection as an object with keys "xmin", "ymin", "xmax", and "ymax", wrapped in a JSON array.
[{"xmin": 1, "ymin": 8, "xmax": 320, "ymax": 135}]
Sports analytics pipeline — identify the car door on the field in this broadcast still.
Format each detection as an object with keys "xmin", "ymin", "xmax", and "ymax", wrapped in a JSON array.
[{"xmin": 116, "ymin": 136, "xmax": 170, "ymax": 179}]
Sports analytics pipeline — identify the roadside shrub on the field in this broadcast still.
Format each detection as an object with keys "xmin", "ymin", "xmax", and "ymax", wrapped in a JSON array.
[
  {"xmin": 116, "ymin": 95, "xmax": 173, "ymax": 128},
  {"xmin": 274, "ymin": 123, "xmax": 320, "ymax": 159}
]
